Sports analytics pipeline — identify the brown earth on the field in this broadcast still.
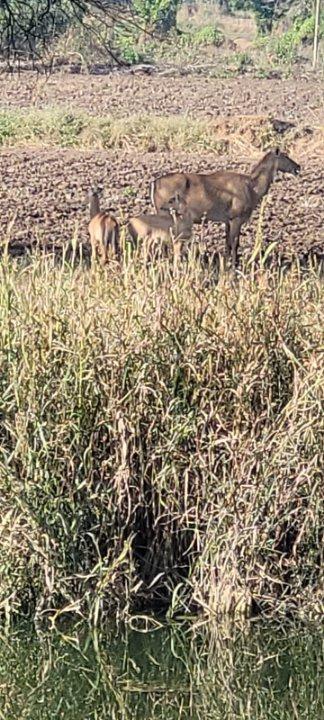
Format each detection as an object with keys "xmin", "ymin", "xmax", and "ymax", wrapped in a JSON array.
[
  {"xmin": 0, "ymin": 71, "xmax": 323, "ymax": 125},
  {"xmin": 0, "ymin": 71, "xmax": 323, "ymax": 262}
]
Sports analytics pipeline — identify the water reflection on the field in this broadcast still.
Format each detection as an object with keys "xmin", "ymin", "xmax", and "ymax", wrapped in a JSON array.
[{"xmin": 0, "ymin": 620, "xmax": 322, "ymax": 719}]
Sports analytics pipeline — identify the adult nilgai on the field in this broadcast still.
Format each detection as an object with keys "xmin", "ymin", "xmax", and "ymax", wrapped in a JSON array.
[
  {"xmin": 88, "ymin": 187, "xmax": 120, "ymax": 265},
  {"xmin": 151, "ymin": 149, "xmax": 301, "ymax": 265}
]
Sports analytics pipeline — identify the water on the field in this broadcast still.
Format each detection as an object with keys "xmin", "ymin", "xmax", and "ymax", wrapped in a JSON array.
[{"xmin": 0, "ymin": 620, "xmax": 322, "ymax": 719}]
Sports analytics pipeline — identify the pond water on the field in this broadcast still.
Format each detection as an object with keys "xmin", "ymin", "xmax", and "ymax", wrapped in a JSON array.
[{"xmin": 0, "ymin": 619, "xmax": 322, "ymax": 719}]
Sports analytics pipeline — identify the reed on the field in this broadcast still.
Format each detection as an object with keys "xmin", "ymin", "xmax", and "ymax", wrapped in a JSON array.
[{"xmin": 0, "ymin": 250, "xmax": 323, "ymax": 625}]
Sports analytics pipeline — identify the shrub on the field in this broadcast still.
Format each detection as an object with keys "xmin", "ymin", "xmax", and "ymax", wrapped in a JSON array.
[
  {"xmin": 179, "ymin": 24, "xmax": 224, "ymax": 48},
  {"xmin": 272, "ymin": 14, "xmax": 324, "ymax": 63},
  {"xmin": 113, "ymin": 25, "xmax": 145, "ymax": 65}
]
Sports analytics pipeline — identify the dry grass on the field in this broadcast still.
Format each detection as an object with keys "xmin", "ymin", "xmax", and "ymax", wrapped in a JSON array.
[
  {"xmin": 0, "ymin": 108, "xmax": 281, "ymax": 154},
  {"xmin": 0, "ymin": 247, "xmax": 323, "ymax": 625}
]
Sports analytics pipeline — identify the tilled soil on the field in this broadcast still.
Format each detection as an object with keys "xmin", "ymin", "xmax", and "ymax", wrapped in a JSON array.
[
  {"xmin": 0, "ymin": 70, "xmax": 323, "ymax": 262},
  {"xmin": 0, "ymin": 71, "xmax": 323, "ymax": 125},
  {"xmin": 1, "ymin": 147, "xmax": 323, "ymax": 261}
]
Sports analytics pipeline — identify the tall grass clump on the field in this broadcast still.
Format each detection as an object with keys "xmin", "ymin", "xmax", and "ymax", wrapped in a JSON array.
[
  {"xmin": 0, "ymin": 109, "xmax": 228, "ymax": 152},
  {"xmin": 0, "ymin": 253, "xmax": 323, "ymax": 625}
]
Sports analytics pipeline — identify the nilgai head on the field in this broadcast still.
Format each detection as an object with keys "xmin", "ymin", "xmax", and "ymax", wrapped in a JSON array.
[
  {"xmin": 160, "ymin": 192, "xmax": 190, "ymax": 219},
  {"xmin": 88, "ymin": 184, "xmax": 101, "ymax": 200},
  {"xmin": 273, "ymin": 148, "xmax": 301, "ymax": 176},
  {"xmin": 88, "ymin": 184, "xmax": 102, "ymax": 220}
]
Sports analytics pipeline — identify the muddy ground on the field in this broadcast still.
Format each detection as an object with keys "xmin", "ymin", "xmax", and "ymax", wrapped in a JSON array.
[{"xmin": 0, "ymin": 70, "xmax": 323, "ymax": 262}]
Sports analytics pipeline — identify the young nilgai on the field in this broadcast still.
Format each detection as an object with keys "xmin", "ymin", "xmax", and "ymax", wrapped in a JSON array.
[
  {"xmin": 128, "ymin": 193, "xmax": 193, "ymax": 261},
  {"xmin": 151, "ymin": 149, "xmax": 301, "ymax": 266},
  {"xmin": 88, "ymin": 186, "xmax": 120, "ymax": 265}
]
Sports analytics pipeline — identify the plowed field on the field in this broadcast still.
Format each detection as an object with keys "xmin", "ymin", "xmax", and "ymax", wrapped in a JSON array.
[{"xmin": 0, "ymin": 70, "xmax": 323, "ymax": 261}]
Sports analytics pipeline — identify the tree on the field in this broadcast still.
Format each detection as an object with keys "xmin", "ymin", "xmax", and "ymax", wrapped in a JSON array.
[
  {"xmin": 131, "ymin": 0, "xmax": 180, "ymax": 36},
  {"xmin": 0, "ymin": 0, "xmax": 182, "ymax": 63},
  {"xmin": 0, "ymin": 1, "xmax": 133, "ymax": 62},
  {"xmin": 156, "ymin": 0, "xmax": 179, "ymax": 34},
  {"xmin": 249, "ymin": 1, "xmax": 314, "ymax": 34}
]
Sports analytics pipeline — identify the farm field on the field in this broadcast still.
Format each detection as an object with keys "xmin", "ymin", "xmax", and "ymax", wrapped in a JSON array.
[
  {"xmin": 0, "ymin": 2, "xmax": 324, "ymax": 717},
  {"xmin": 0, "ymin": 3, "xmax": 323, "ymax": 630},
  {"xmin": 0, "ymin": 69, "xmax": 323, "ymax": 260}
]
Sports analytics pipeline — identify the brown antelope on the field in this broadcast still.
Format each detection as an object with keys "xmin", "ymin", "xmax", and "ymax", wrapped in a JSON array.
[
  {"xmin": 151, "ymin": 149, "xmax": 301, "ymax": 266},
  {"xmin": 88, "ymin": 186, "xmax": 120, "ymax": 265},
  {"xmin": 128, "ymin": 194, "xmax": 193, "ymax": 262}
]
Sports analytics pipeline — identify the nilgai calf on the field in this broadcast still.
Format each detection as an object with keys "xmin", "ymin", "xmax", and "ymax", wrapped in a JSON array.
[
  {"xmin": 128, "ymin": 193, "xmax": 193, "ymax": 262},
  {"xmin": 151, "ymin": 149, "xmax": 301, "ymax": 266},
  {"xmin": 88, "ymin": 187, "xmax": 120, "ymax": 265}
]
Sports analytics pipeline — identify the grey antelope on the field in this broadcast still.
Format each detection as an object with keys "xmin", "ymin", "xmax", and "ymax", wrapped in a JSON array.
[
  {"xmin": 88, "ymin": 186, "xmax": 120, "ymax": 265},
  {"xmin": 128, "ymin": 193, "xmax": 194, "ymax": 261},
  {"xmin": 151, "ymin": 149, "xmax": 301, "ymax": 266}
]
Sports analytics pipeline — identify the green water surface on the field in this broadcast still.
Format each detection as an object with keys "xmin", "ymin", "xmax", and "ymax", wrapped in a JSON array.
[{"xmin": 0, "ymin": 620, "xmax": 322, "ymax": 719}]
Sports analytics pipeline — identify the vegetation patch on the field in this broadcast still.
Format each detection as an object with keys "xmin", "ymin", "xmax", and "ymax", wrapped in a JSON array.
[
  {"xmin": 271, "ymin": 13, "xmax": 324, "ymax": 62},
  {"xmin": 180, "ymin": 24, "xmax": 224, "ymax": 48},
  {"xmin": 0, "ymin": 255, "xmax": 322, "ymax": 625},
  {"xmin": 0, "ymin": 108, "xmax": 284, "ymax": 154}
]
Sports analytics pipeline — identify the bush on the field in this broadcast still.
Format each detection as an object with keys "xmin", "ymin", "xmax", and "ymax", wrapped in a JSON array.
[
  {"xmin": 113, "ymin": 24, "xmax": 145, "ymax": 65},
  {"xmin": 181, "ymin": 24, "xmax": 224, "ymax": 47},
  {"xmin": 272, "ymin": 14, "xmax": 323, "ymax": 63}
]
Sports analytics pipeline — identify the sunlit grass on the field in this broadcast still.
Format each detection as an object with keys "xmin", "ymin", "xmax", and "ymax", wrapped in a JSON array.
[
  {"xmin": 0, "ymin": 251, "xmax": 323, "ymax": 625},
  {"xmin": 0, "ymin": 107, "xmax": 276, "ymax": 153}
]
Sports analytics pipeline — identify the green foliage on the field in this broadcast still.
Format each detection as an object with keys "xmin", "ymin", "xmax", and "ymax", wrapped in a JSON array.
[
  {"xmin": 0, "ymin": 108, "xmax": 243, "ymax": 152},
  {"xmin": 227, "ymin": 0, "xmax": 251, "ymax": 10},
  {"xmin": 222, "ymin": 50, "xmax": 254, "ymax": 76},
  {"xmin": 181, "ymin": 24, "xmax": 224, "ymax": 47},
  {"xmin": 132, "ymin": 0, "xmax": 174, "ymax": 28},
  {"xmin": 0, "ymin": 110, "xmax": 85, "ymax": 148},
  {"xmin": 113, "ymin": 24, "xmax": 144, "ymax": 64},
  {"xmin": 273, "ymin": 14, "xmax": 323, "ymax": 62},
  {"xmin": 250, "ymin": 0, "xmax": 276, "ymax": 34}
]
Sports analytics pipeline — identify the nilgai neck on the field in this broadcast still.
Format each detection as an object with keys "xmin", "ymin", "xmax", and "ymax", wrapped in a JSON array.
[
  {"xmin": 250, "ymin": 155, "xmax": 276, "ymax": 202},
  {"xmin": 89, "ymin": 189, "xmax": 100, "ymax": 220}
]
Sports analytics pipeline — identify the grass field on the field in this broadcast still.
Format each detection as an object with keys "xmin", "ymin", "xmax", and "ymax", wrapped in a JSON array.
[
  {"xmin": 0, "ymin": 3, "xmax": 323, "ymax": 626},
  {"xmin": 0, "ymin": 253, "xmax": 323, "ymax": 623}
]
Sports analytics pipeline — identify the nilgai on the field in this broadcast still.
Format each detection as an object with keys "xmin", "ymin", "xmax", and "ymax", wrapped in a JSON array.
[
  {"xmin": 128, "ymin": 193, "xmax": 193, "ymax": 261},
  {"xmin": 151, "ymin": 149, "xmax": 301, "ymax": 266},
  {"xmin": 88, "ymin": 187, "xmax": 120, "ymax": 265}
]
